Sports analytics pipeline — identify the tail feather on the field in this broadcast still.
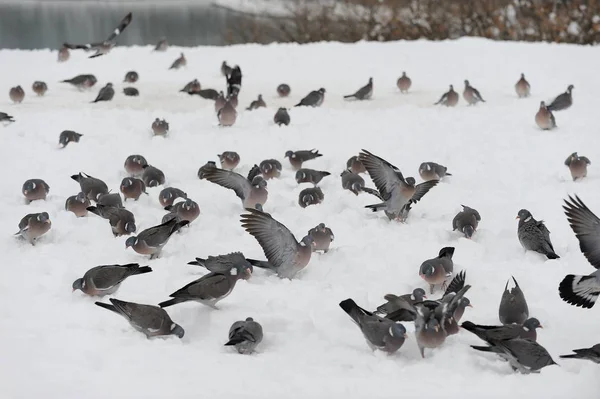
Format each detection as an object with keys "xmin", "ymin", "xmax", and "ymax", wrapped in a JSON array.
[
  {"xmin": 559, "ymin": 353, "xmax": 583, "ymax": 359},
  {"xmin": 471, "ymin": 345, "xmax": 493, "ymax": 352},
  {"xmin": 559, "ymin": 274, "xmax": 599, "ymax": 309},
  {"xmin": 365, "ymin": 202, "xmax": 386, "ymax": 212},
  {"xmin": 86, "ymin": 206, "xmax": 100, "ymax": 216},
  {"xmin": 158, "ymin": 298, "xmax": 187, "ymax": 308},
  {"xmin": 321, "ymin": 171, "xmax": 331, "ymax": 177},
  {"xmin": 445, "ymin": 172, "xmax": 453, "ymax": 176},
  {"xmin": 187, "ymin": 258, "xmax": 205, "ymax": 267},
  {"xmin": 339, "ymin": 298, "xmax": 370, "ymax": 325},
  {"xmin": 343, "ymin": 94, "xmax": 355, "ymax": 99},
  {"xmin": 131, "ymin": 265, "xmax": 152, "ymax": 275},
  {"xmin": 546, "ymin": 251, "xmax": 560, "ymax": 259},
  {"xmin": 246, "ymin": 259, "xmax": 274, "ymax": 270},
  {"xmin": 95, "ymin": 301, "xmax": 118, "ymax": 313}
]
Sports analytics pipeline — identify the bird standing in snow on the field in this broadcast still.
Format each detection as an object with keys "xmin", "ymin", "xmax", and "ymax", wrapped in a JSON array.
[{"xmin": 516, "ymin": 209, "xmax": 560, "ymax": 259}]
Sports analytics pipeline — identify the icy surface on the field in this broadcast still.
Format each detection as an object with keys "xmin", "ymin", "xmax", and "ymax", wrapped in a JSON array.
[{"xmin": 0, "ymin": 39, "xmax": 598, "ymax": 398}]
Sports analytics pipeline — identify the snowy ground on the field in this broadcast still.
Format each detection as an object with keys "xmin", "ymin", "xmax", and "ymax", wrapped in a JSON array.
[{"xmin": 0, "ymin": 38, "xmax": 599, "ymax": 398}]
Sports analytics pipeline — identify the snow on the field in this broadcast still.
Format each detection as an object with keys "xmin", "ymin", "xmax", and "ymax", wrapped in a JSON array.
[{"xmin": 0, "ymin": 38, "xmax": 599, "ymax": 398}]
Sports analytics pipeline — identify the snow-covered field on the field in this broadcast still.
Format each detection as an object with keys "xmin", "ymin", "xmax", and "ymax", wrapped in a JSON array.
[{"xmin": 0, "ymin": 38, "xmax": 598, "ymax": 398}]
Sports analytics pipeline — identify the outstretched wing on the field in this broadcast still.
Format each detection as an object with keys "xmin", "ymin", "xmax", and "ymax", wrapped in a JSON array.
[
  {"xmin": 203, "ymin": 168, "xmax": 251, "ymax": 201},
  {"xmin": 106, "ymin": 12, "xmax": 133, "ymax": 42},
  {"xmin": 359, "ymin": 149, "xmax": 404, "ymax": 199},
  {"xmin": 563, "ymin": 195, "xmax": 600, "ymax": 269}
]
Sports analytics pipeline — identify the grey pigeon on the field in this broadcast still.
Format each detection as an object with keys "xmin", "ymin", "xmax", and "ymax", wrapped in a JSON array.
[
  {"xmin": 285, "ymin": 149, "xmax": 322, "ymax": 170},
  {"xmin": 95, "ymin": 298, "xmax": 184, "ymax": 338},
  {"xmin": 240, "ymin": 207, "xmax": 316, "ymax": 279},
  {"xmin": 22, "ymin": 178, "xmax": 50, "ymax": 203},
  {"xmin": 151, "ymin": 118, "xmax": 169, "ymax": 136},
  {"xmin": 259, "ymin": 159, "xmax": 282, "ymax": 180},
  {"xmin": 559, "ymin": 195, "xmax": 600, "ymax": 308},
  {"xmin": 246, "ymin": 94, "xmax": 266, "ymax": 111},
  {"xmin": 359, "ymin": 149, "xmax": 438, "ymax": 221},
  {"xmin": 15, "ymin": 212, "xmax": 51, "ymax": 245},
  {"xmin": 560, "ymin": 344, "xmax": 600, "ymax": 363},
  {"xmin": 298, "ymin": 186, "xmax": 324, "ymax": 208},
  {"xmin": 547, "ymin": 85, "xmax": 573, "ymax": 111},
  {"xmin": 419, "ymin": 247, "xmax": 455, "ymax": 294},
  {"xmin": 142, "ymin": 165, "xmax": 166, "ymax": 187},
  {"xmin": 189, "ymin": 89, "xmax": 220, "ymax": 100},
  {"xmin": 499, "ymin": 276, "xmax": 529, "ymax": 325},
  {"xmin": 9, "ymin": 86, "xmax": 24, "ymax": 103},
  {"xmin": 346, "ymin": 155, "xmax": 367, "ymax": 174},
  {"xmin": 64, "ymin": 12, "xmax": 132, "ymax": 58},
  {"xmin": 374, "ymin": 288, "xmax": 427, "ymax": 321},
  {"xmin": 452, "ymin": 205, "xmax": 481, "ymax": 239},
  {"xmin": 217, "ymin": 100, "xmax": 237, "ymax": 127},
  {"xmin": 65, "ymin": 192, "xmax": 90, "ymax": 217},
  {"xmin": 164, "ymin": 198, "xmax": 200, "ymax": 223},
  {"xmin": 295, "ymin": 168, "xmax": 331, "ymax": 185},
  {"xmin": 434, "ymin": 85, "xmax": 459, "ymax": 107},
  {"xmin": 221, "ymin": 61, "xmax": 233, "ymax": 77},
  {"xmin": 225, "ymin": 317, "xmax": 263, "ymax": 354},
  {"xmin": 59, "ymin": 130, "xmax": 83, "ymax": 148},
  {"xmin": 0, "ymin": 112, "xmax": 15, "ymax": 123},
  {"xmin": 169, "ymin": 53, "xmax": 186, "ymax": 70},
  {"xmin": 274, "ymin": 107, "xmax": 290, "ymax": 126},
  {"xmin": 197, "ymin": 161, "xmax": 217, "ymax": 180},
  {"xmin": 343, "ymin": 77, "xmax": 373, "ymax": 100},
  {"xmin": 564, "ymin": 152, "xmax": 590, "ymax": 181},
  {"xmin": 470, "ymin": 338, "xmax": 557, "ymax": 374},
  {"xmin": 180, "ymin": 79, "xmax": 201, "ymax": 94},
  {"xmin": 58, "ymin": 46, "xmax": 70, "ymax": 62},
  {"xmin": 295, "ymin": 88, "xmax": 325, "ymax": 107},
  {"xmin": 218, "ymin": 151, "xmax": 240, "ymax": 170},
  {"xmin": 419, "ymin": 162, "xmax": 451, "ymax": 181},
  {"xmin": 535, "ymin": 101, "xmax": 557, "ymax": 130},
  {"xmin": 159, "ymin": 187, "xmax": 187, "ymax": 207},
  {"xmin": 159, "ymin": 263, "xmax": 251, "ymax": 309},
  {"xmin": 515, "ymin": 73, "xmax": 531, "ymax": 98},
  {"xmin": 463, "ymin": 80, "xmax": 485, "ymax": 105},
  {"xmin": 71, "ymin": 172, "xmax": 109, "ymax": 202},
  {"xmin": 397, "ymin": 72, "xmax": 411, "ymax": 93},
  {"xmin": 61, "ymin": 74, "xmax": 97, "ymax": 90},
  {"xmin": 341, "ymin": 169, "xmax": 365, "ymax": 195},
  {"xmin": 214, "ymin": 91, "xmax": 226, "ymax": 112},
  {"xmin": 339, "ymin": 298, "xmax": 407, "ymax": 354},
  {"xmin": 462, "ymin": 318, "xmax": 542, "ymax": 343},
  {"xmin": 154, "ymin": 37, "xmax": 168, "ymax": 52},
  {"xmin": 125, "ymin": 218, "xmax": 189, "ymax": 259},
  {"xmin": 87, "ymin": 204, "xmax": 135, "ymax": 237},
  {"xmin": 202, "ymin": 165, "xmax": 267, "ymax": 208},
  {"xmin": 307, "ymin": 223, "xmax": 334, "ymax": 253},
  {"xmin": 188, "ymin": 252, "xmax": 253, "ymax": 278},
  {"xmin": 97, "ymin": 193, "xmax": 124, "ymax": 209},
  {"xmin": 32, "ymin": 81, "xmax": 48, "ymax": 96},
  {"xmin": 91, "ymin": 83, "xmax": 114, "ymax": 103},
  {"xmin": 124, "ymin": 154, "xmax": 148, "ymax": 176},
  {"xmin": 516, "ymin": 209, "xmax": 559, "ymax": 259},
  {"xmin": 73, "ymin": 263, "xmax": 152, "ymax": 296},
  {"xmin": 123, "ymin": 71, "xmax": 138, "ymax": 83},
  {"xmin": 120, "ymin": 177, "xmax": 147, "ymax": 201},
  {"xmin": 277, "ymin": 83, "xmax": 291, "ymax": 97}
]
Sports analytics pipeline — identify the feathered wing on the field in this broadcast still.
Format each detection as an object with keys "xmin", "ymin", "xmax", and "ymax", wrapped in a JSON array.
[
  {"xmin": 106, "ymin": 12, "xmax": 133, "ymax": 42},
  {"xmin": 563, "ymin": 195, "xmax": 600, "ymax": 269},
  {"xmin": 203, "ymin": 168, "xmax": 252, "ymax": 201},
  {"xmin": 411, "ymin": 180, "xmax": 439, "ymax": 203},
  {"xmin": 358, "ymin": 149, "xmax": 405, "ymax": 199}
]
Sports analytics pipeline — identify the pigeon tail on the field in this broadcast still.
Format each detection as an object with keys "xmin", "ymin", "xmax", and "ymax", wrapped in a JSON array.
[
  {"xmin": 158, "ymin": 298, "xmax": 187, "ymax": 308},
  {"xmin": 246, "ymin": 259, "xmax": 275, "ymax": 270},
  {"xmin": 546, "ymin": 251, "xmax": 560, "ymax": 260},
  {"xmin": 94, "ymin": 301, "xmax": 119, "ymax": 314}
]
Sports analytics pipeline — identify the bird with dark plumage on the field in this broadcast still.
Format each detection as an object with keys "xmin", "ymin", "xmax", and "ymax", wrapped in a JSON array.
[
  {"xmin": 462, "ymin": 318, "xmax": 542, "ymax": 343},
  {"xmin": 434, "ymin": 85, "xmax": 459, "ymax": 107},
  {"xmin": 169, "ymin": 53, "xmax": 186, "ymax": 70},
  {"xmin": 164, "ymin": 198, "xmax": 200, "ymax": 223},
  {"xmin": 516, "ymin": 209, "xmax": 559, "ymax": 259},
  {"xmin": 226, "ymin": 65, "xmax": 242, "ymax": 96},
  {"xmin": 307, "ymin": 223, "xmax": 334, "ymax": 253},
  {"xmin": 419, "ymin": 247, "xmax": 455, "ymax": 294},
  {"xmin": 499, "ymin": 276, "xmax": 529, "ymax": 325},
  {"xmin": 218, "ymin": 100, "xmax": 237, "ymax": 127},
  {"xmin": 259, "ymin": 159, "xmax": 282, "ymax": 179},
  {"xmin": 340, "ymin": 169, "xmax": 365, "ymax": 195},
  {"xmin": 180, "ymin": 79, "xmax": 201, "ymax": 94},
  {"xmin": 343, "ymin": 77, "xmax": 373, "ymax": 100},
  {"xmin": 141, "ymin": 165, "xmax": 166, "ymax": 187},
  {"xmin": 246, "ymin": 95, "xmax": 266, "ymax": 111},
  {"xmin": 0, "ymin": 112, "xmax": 15, "ymax": 123},
  {"xmin": 346, "ymin": 155, "xmax": 366, "ymax": 174},
  {"xmin": 91, "ymin": 83, "xmax": 114, "ymax": 103},
  {"xmin": 71, "ymin": 172, "xmax": 109, "ymax": 202},
  {"xmin": 221, "ymin": 61, "xmax": 233, "ymax": 77},
  {"xmin": 87, "ymin": 204, "xmax": 135, "ymax": 237},
  {"xmin": 188, "ymin": 252, "xmax": 253, "ymax": 278},
  {"xmin": 295, "ymin": 169, "xmax": 331, "ymax": 186},
  {"xmin": 63, "ymin": 12, "xmax": 132, "ymax": 58},
  {"xmin": 298, "ymin": 187, "xmax": 324, "ymax": 208},
  {"xmin": 285, "ymin": 149, "xmax": 322, "ymax": 170},
  {"xmin": 151, "ymin": 118, "xmax": 169, "ymax": 136},
  {"xmin": 277, "ymin": 83, "xmax": 291, "ymax": 97},
  {"xmin": 515, "ymin": 73, "xmax": 530, "ymax": 98},
  {"xmin": 154, "ymin": 37, "xmax": 168, "ymax": 52},
  {"xmin": 419, "ymin": 162, "xmax": 451, "ymax": 181},
  {"xmin": 59, "ymin": 130, "xmax": 83, "ymax": 148},
  {"xmin": 120, "ymin": 177, "xmax": 147, "ymax": 201},
  {"xmin": 274, "ymin": 107, "xmax": 290, "ymax": 126},
  {"xmin": 72, "ymin": 263, "xmax": 152, "ymax": 296},
  {"xmin": 470, "ymin": 338, "xmax": 557, "ymax": 374},
  {"xmin": 547, "ymin": 85, "xmax": 573, "ymax": 111},
  {"xmin": 564, "ymin": 152, "xmax": 590, "ymax": 181},
  {"xmin": 225, "ymin": 317, "xmax": 263, "ymax": 354},
  {"xmin": 125, "ymin": 218, "xmax": 189, "ymax": 259},
  {"xmin": 202, "ymin": 165, "xmax": 267, "ymax": 209},
  {"xmin": 197, "ymin": 161, "xmax": 217, "ymax": 180},
  {"xmin": 61, "ymin": 74, "xmax": 97, "ymax": 90},
  {"xmin": 295, "ymin": 88, "xmax": 325, "ymax": 107},
  {"xmin": 463, "ymin": 80, "xmax": 485, "ymax": 105},
  {"xmin": 374, "ymin": 288, "xmax": 427, "ymax": 322},
  {"xmin": 58, "ymin": 46, "xmax": 70, "ymax": 62},
  {"xmin": 560, "ymin": 344, "xmax": 600, "ymax": 363},
  {"xmin": 123, "ymin": 87, "xmax": 139, "ymax": 96},
  {"xmin": 452, "ymin": 205, "xmax": 481, "ymax": 239},
  {"xmin": 97, "ymin": 193, "xmax": 124, "ymax": 209},
  {"xmin": 123, "ymin": 71, "xmax": 138, "ymax": 83}
]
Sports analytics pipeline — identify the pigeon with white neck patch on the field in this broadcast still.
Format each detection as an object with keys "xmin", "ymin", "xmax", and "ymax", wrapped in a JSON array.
[{"xmin": 516, "ymin": 209, "xmax": 559, "ymax": 259}]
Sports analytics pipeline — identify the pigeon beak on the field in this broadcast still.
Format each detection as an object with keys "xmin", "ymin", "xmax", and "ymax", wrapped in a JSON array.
[
  {"xmin": 44, "ymin": 219, "xmax": 51, "ymax": 224},
  {"xmin": 404, "ymin": 334, "xmax": 409, "ymax": 339},
  {"xmin": 72, "ymin": 288, "xmax": 76, "ymax": 292},
  {"xmin": 23, "ymin": 190, "xmax": 28, "ymax": 195},
  {"xmin": 423, "ymin": 295, "xmax": 427, "ymax": 299},
  {"xmin": 515, "ymin": 216, "xmax": 520, "ymax": 220},
  {"xmin": 467, "ymin": 304, "xmax": 473, "ymax": 308},
  {"xmin": 539, "ymin": 325, "xmax": 544, "ymax": 329}
]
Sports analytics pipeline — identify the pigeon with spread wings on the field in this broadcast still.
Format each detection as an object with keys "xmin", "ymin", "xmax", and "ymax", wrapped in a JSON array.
[
  {"xmin": 64, "ymin": 12, "xmax": 132, "ymax": 58},
  {"xmin": 202, "ymin": 165, "xmax": 267, "ymax": 209}
]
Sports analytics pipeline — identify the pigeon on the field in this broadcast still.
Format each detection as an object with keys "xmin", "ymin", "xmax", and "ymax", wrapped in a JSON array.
[
  {"xmin": 71, "ymin": 172, "xmax": 109, "ymax": 202},
  {"xmin": 226, "ymin": 65, "xmax": 242, "ymax": 96},
  {"xmin": 221, "ymin": 61, "xmax": 233, "ymax": 77},
  {"xmin": 151, "ymin": 118, "xmax": 169, "ymax": 136},
  {"xmin": 434, "ymin": 85, "xmax": 459, "ymax": 107},
  {"xmin": 246, "ymin": 95, "xmax": 266, "ymax": 111},
  {"xmin": 123, "ymin": 71, "xmax": 139, "ymax": 83},
  {"xmin": 397, "ymin": 72, "xmax": 412, "ymax": 93},
  {"xmin": 218, "ymin": 100, "xmax": 237, "ymax": 127},
  {"xmin": 59, "ymin": 130, "xmax": 83, "ymax": 148},
  {"xmin": 164, "ymin": 198, "xmax": 200, "ymax": 223},
  {"xmin": 214, "ymin": 91, "xmax": 226, "ymax": 113},
  {"xmin": 190, "ymin": 89, "xmax": 220, "ymax": 100},
  {"xmin": 259, "ymin": 159, "xmax": 282, "ymax": 180},
  {"xmin": 15, "ymin": 212, "xmax": 51, "ymax": 245},
  {"xmin": 346, "ymin": 155, "xmax": 367, "ymax": 174},
  {"xmin": 341, "ymin": 169, "xmax": 365, "ymax": 195},
  {"xmin": 374, "ymin": 288, "xmax": 427, "ymax": 321},
  {"xmin": 419, "ymin": 162, "xmax": 451, "ymax": 181},
  {"xmin": 298, "ymin": 187, "xmax": 324, "ymax": 208},
  {"xmin": 470, "ymin": 338, "xmax": 557, "ymax": 374},
  {"xmin": 180, "ymin": 79, "xmax": 202, "ymax": 94},
  {"xmin": 123, "ymin": 87, "xmax": 138, "ymax": 96},
  {"xmin": 57, "ymin": 46, "xmax": 70, "ymax": 62},
  {"xmin": 359, "ymin": 149, "xmax": 439, "ymax": 221},
  {"xmin": 97, "ymin": 193, "xmax": 124, "ymax": 209},
  {"xmin": 158, "ymin": 187, "xmax": 187, "ymax": 207},
  {"xmin": 547, "ymin": 85, "xmax": 573, "ymax": 111},
  {"xmin": 452, "ymin": 205, "xmax": 481, "ymax": 239},
  {"xmin": 339, "ymin": 298, "xmax": 407, "ymax": 354},
  {"xmin": 462, "ymin": 318, "xmax": 542, "ymax": 343},
  {"xmin": 564, "ymin": 152, "xmax": 590, "ymax": 181},
  {"xmin": 22, "ymin": 178, "xmax": 50, "ymax": 203},
  {"xmin": 61, "ymin": 74, "xmax": 97, "ymax": 90},
  {"xmin": 32, "ymin": 81, "xmax": 48, "ymax": 96},
  {"xmin": 307, "ymin": 223, "xmax": 334, "ymax": 253},
  {"xmin": 125, "ymin": 218, "xmax": 189, "ymax": 259},
  {"xmin": 159, "ymin": 263, "xmax": 251, "ymax": 309},
  {"xmin": 515, "ymin": 73, "xmax": 530, "ymax": 98},
  {"xmin": 295, "ymin": 169, "xmax": 331, "ymax": 185},
  {"xmin": 218, "ymin": 151, "xmax": 240, "ymax": 170},
  {"xmin": 559, "ymin": 195, "xmax": 600, "ymax": 309},
  {"xmin": 72, "ymin": 263, "xmax": 152, "ymax": 296},
  {"xmin": 141, "ymin": 165, "xmax": 166, "ymax": 187},
  {"xmin": 202, "ymin": 165, "xmax": 268, "ymax": 208},
  {"xmin": 277, "ymin": 83, "xmax": 291, "ymax": 97},
  {"xmin": 463, "ymin": 80, "xmax": 486, "ymax": 105},
  {"xmin": 169, "ymin": 53, "xmax": 186, "ymax": 70},
  {"xmin": 274, "ymin": 107, "xmax": 290, "ymax": 126},
  {"xmin": 64, "ymin": 12, "xmax": 132, "ymax": 58},
  {"xmin": 240, "ymin": 207, "xmax": 316, "ymax": 279},
  {"xmin": 124, "ymin": 154, "xmax": 148, "ymax": 176},
  {"xmin": 295, "ymin": 88, "xmax": 326, "ymax": 107},
  {"xmin": 225, "ymin": 317, "xmax": 264, "ymax": 354},
  {"xmin": 91, "ymin": 83, "xmax": 115, "ymax": 103},
  {"xmin": 535, "ymin": 101, "xmax": 557, "ymax": 130},
  {"xmin": 516, "ymin": 209, "xmax": 559, "ymax": 259},
  {"xmin": 188, "ymin": 252, "xmax": 253, "ymax": 278},
  {"xmin": 197, "ymin": 161, "xmax": 217, "ymax": 180},
  {"xmin": 344, "ymin": 78, "xmax": 373, "ymax": 100},
  {"xmin": 227, "ymin": 93, "xmax": 239, "ymax": 109},
  {"xmin": 560, "ymin": 344, "xmax": 600, "ymax": 363},
  {"xmin": 419, "ymin": 247, "xmax": 455, "ymax": 294},
  {"xmin": 285, "ymin": 149, "xmax": 322, "ymax": 171},
  {"xmin": 120, "ymin": 177, "xmax": 147, "ymax": 201},
  {"xmin": 65, "ymin": 192, "xmax": 90, "ymax": 217},
  {"xmin": 87, "ymin": 204, "xmax": 136, "ymax": 237},
  {"xmin": 9, "ymin": 86, "xmax": 24, "ymax": 103},
  {"xmin": 154, "ymin": 37, "xmax": 168, "ymax": 52},
  {"xmin": 0, "ymin": 112, "xmax": 15, "ymax": 123},
  {"xmin": 499, "ymin": 276, "xmax": 529, "ymax": 325},
  {"xmin": 95, "ymin": 298, "xmax": 184, "ymax": 339}
]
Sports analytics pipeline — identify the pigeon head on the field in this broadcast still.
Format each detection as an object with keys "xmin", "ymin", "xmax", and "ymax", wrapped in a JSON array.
[
  {"xmin": 319, "ymin": 88, "xmax": 326, "ymax": 93},
  {"xmin": 125, "ymin": 236, "xmax": 138, "ymax": 248},
  {"xmin": 516, "ymin": 209, "xmax": 532, "ymax": 221},
  {"xmin": 183, "ymin": 199, "xmax": 195, "ymax": 210},
  {"xmin": 405, "ymin": 177, "xmax": 416, "ymax": 186},
  {"xmin": 252, "ymin": 176, "xmax": 267, "ymax": 188},
  {"xmin": 122, "ymin": 178, "xmax": 133, "ymax": 188},
  {"xmin": 420, "ymin": 162, "xmax": 432, "ymax": 172},
  {"xmin": 245, "ymin": 317, "xmax": 254, "ymax": 322},
  {"xmin": 368, "ymin": 77, "xmax": 373, "ymax": 83},
  {"xmin": 106, "ymin": 83, "xmax": 113, "ymax": 88},
  {"xmin": 389, "ymin": 323, "xmax": 407, "ymax": 339},
  {"xmin": 412, "ymin": 288, "xmax": 427, "ymax": 301},
  {"xmin": 170, "ymin": 323, "xmax": 185, "ymax": 338},
  {"xmin": 464, "ymin": 80, "xmax": 470, "ymax": 86},
  {"xmin": 449, "ymin": 84, "xmax": 454, "ymax": 90},
  {"xmin": 72, "ymin": 278, "xmax": 84, "ymax": 292},
  {"xmin": 254, "ymin": 203, "xmax": 263, "ymax": 212},
  {"xmin": 76, "ymin": 192, "xmax": 87, "ymax": 202},
  {"xmin": 539, "ymin": 101, "xmax": 546, "ymax": 109},
  {"xmin": 22, "ymin": 180, "xmax": 36, "ymax": 194},
  {"xmin": 301, "ymin": 235, "xmax": 316, "ymax": 248},
  {"xmin": 523, "ymin": 318, "xmax": 542, "ymax": 331},
  {"xmin": 124, "ymin": 222, "xmax": 136, "ymax": 234},
  {"xmin": 426, "ymin": 318, "xmax": 441, "ymax": 333},
  {"xmin": 285, "ymin": 150, "xmax": 293, "ymax": 158},
  {"xmin": 567, "ymin": 84, "xmax": 574, "ymax": 92},
  {"xmin": 37, "ymin": 212, "xmax": 50, "ymax": 223},
  {"xmin": 262, "ymin": 163, "xmax": 272, "ymax": 172},
  {"xmin": 296, "ymin": 171, "xmax": 306, "ymax": 181},
  {"xmin": 402, "ymin": 71, "xmax": 406, "ymax": 77},
  {"xmin": 420, "ymin": 263, "xmax": 435, "ymax": 277},
  {"xmin": 302, "ymin": 194, "xmax": 315, "ymax": 206},
  {"xmin": 520, "ymin": 73, "xmax": 525, "ymax": 78},
  {"xmin": 317, "ymin": 223, "xmax": 326, "ymax": 232},
  {"xmin": 462, "ymin": 225, "xmax": 475, "ymax": 238},
  {"xmin": 459, "ymin": 297, "xmax": 472, "ymax": 309},
  {"xmin": 278, "ymin": 107, "xmax": 286, "ymax": 112}
]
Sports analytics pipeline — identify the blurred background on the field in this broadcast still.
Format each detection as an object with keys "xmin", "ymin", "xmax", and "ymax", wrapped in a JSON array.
[{"xmin": 1, "ymin": 0, "xmax": 599, "ymax": 49}]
